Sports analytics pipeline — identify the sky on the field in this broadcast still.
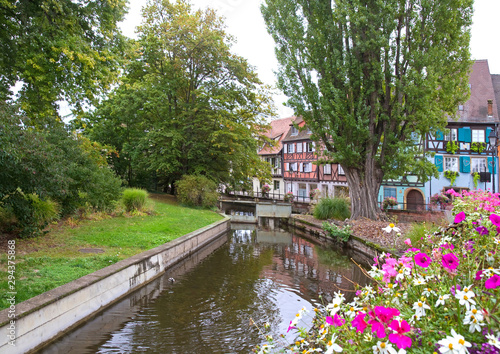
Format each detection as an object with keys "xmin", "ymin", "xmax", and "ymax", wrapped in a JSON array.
[{"xmin": 119, "ymin": 0, "xmax": 500, "ymax": 119}]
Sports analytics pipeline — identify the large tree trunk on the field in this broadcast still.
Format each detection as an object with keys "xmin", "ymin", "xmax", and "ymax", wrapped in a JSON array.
[{"xmin": 345, "ymin": 159, "xmax": 384, "ymax": 220}]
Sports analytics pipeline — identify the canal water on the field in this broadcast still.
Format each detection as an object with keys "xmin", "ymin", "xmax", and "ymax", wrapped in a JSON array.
[{"xmin": 38, "ymin": 225, "xmax": 369, "ymax": 354}]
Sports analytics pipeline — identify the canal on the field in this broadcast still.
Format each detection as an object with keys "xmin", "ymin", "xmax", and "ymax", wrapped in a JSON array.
[{"xmin": 38, "ymin": 224, "xmax": 369, "ymax": 353}]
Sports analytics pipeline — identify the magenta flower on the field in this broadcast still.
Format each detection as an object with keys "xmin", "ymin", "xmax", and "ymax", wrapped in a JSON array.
[
  {"xmin": 286, "ymin": 320, "xmax": 295, "ymax": 333},
  {"xmin": 454, "ymin": 211, "xmax": 466, "ymax": 223},
  {"xmin": 368, "ymin": 306, "xmax": 400, "ymax": 339},
  {"xmin": 485, "ymin": 274, "xmax": 500, "ymax": 289},
  {"xmin": 388, "ymin": 319, "xmax": 412, "ymax": 349},
  {"xmin": 475, "ymin": 226, "xmax": 489, "ymax": 235},
  {"xmin": 351, "ymin": 312, "xmax": 367, "ymax": 333},
  {"xmin": 450, "ymin": 284, "xmax": 461, "ymax": 296},
  {"xmin": 490, "ymin": 213, "xmax": 500, "ymax": 226},
  {"xmin": 325, "ymin": 316, "xmax": 333, "ymax": 326},
  {"xmin": 404, "ymin": 238, "xmax": 412, "ymax": 246},
  {"xmin": 332, "ymin": 313, "xmax": 345, "ymax": 327},
  {"xmin": 415, "ymin": 252, "xmax": 432, "ymax": 268},
  {"xmin": 441, "ymin": 252, "xmax": 459, "ymax": 271},
  {"xmin": 475, "ymin": 270, "xmax": 484, "ymax": 280}
]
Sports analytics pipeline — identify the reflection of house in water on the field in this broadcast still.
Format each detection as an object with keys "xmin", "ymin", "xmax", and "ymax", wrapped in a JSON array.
[{"xmin": 259, "ymin": 231, "xmax": 368, "ymax": 302}]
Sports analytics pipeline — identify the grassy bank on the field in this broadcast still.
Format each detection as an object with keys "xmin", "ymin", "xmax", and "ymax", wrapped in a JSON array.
[{"xmin": 0, "ymin": 195, "xmax": 223, "ymax": 310}]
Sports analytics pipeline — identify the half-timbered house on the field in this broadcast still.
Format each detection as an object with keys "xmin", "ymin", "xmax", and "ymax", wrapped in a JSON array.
[{"xmin": 282, "ymin": 117, "xmax": 348, "ymax": 201}]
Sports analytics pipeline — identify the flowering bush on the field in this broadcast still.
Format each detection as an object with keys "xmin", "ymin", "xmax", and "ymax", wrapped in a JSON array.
[
  {"xmin": 257, "ymin": 190, "xmax": 500, "ymax": 354},
  {"xmin": 262, "ymin": 184, "xmax": 271, "ymax": 194},
  {"xmin": 430, "ymin": 193, "xmax": 451, "ymax": 207},
  {"xmin": 284, "ymin": 191, "xmax": 294, "ymax": 202},
  {"xmin": 310, "ymin": 188, "xmax": 321, "ymax": 200},
  {"xmin": 382, "ymin": 197, "xmax": 398, "ymax": 210}
]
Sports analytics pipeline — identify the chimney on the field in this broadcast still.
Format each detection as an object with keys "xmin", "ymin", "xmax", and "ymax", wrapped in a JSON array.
[{"xmin": 488, "ymin": 99, "xmax": 493, "ymax": 117}]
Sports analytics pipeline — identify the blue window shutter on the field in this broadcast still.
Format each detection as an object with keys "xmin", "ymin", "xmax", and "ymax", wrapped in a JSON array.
[
  {"xmin": 435, "ymin": 155, "xmax": 443, "ymax": 172},
  {"xmin": 460, "ymin": 156, "xmax": 470, "ymax": 173},
  {"xmin": 487, "ymin": 157, "xmax": 497, "ymax": 173},
  {"xmin": 486, "ymin": 127, "xmax": 493, "ymax": 143},
  {"xmin": 435, "ymin": 130, "xmax": 444, "ymax": 141},
  {"xmin": 458, "ymin": 127, "xmax": 471, "ymax": 142}
]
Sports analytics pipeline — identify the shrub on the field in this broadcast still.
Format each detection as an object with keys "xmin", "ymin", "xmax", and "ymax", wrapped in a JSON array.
[
  {"xmin": 322, "ymin": 221, "xmax": 352, "ymax": 243},
  {"xmin": 313, "ymin": 197, "xmax": 350, "ymax": 220},
  {"xmin": 175, "ymin": 175, "xmax": 218, "ymax": 208},
  {"xmin": 284, "ymin": 191, "xmax": 294, "ymax": 202},
  {"xmin": 382, "ymin": 196, "xmax": 397, "ymax": 210},
  {"xmin": 122, "ymin": 188, "xmax": 148, "ymax": 212}
]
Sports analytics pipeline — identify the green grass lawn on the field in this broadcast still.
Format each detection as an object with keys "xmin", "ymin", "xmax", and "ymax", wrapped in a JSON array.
[{"xmin": 0, "ymin": 195, "xmax": 223, "ymax": 310}]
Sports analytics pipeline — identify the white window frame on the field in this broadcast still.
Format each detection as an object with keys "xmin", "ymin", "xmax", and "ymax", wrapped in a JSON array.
[
  {"xmin": 296, "ymin": 142, "xmax": 303, "ymax": 153},
  {"xmin": 338, "ymin": 164, "xmax": 345, "ymax": 175},
  {"xmin": 445, "ymin": 128, "xmax": 458, "ymax": 141},
  {"xmin": 291, "ymin": 126, "xmax": 299, "ymax": 136},
  {"xmin": 444, "ymin": 157, "xmax": 459, "ymax": 172},
  {"xmin": 288, "ymin": 143, "xmax": 295, "ymax": 153},
  {"xmin": 307, "ymin": 142, "xmax": 315, "ymax": 152},
  {"xmin": 290, "ymin": 162, "xmax": 297, "ymax": 172},
  {"xmin": 323, "ymin": 164, "xmax": 332, "ymax": 175},
  {"xmin": 472, "ymin": 129, "xmax": 485, "ymax": 143},
  {"xmin": 471, "ymin": 158, "xmax": 487, "ymax": 173},
  {"xmin": 304, "ymin": 163, "xmax": 312, "ymax": 173}
]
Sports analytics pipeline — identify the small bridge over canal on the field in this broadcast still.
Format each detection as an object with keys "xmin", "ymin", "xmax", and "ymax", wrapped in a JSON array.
[{"xmin": 218, "ymin": 198, "xmax": 292, "ymax": 226}]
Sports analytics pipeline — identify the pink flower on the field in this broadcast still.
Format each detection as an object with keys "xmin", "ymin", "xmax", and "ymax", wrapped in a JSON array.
[
  {"xmin": 475, "ymin": 226, "xmax": 489, "ymax": 235},
  {"xmin": 485, "ymin": 274, "xmax": 500, "ymax": 289},
  {"xmin": 454, "ymin": 211, "xmax": 466, "ymax": 223},
  {"xmin": 351, "ymin": 312, "xmax": 367, "ymax": 333},
  {"xmin": 475, "ymin": 270, "xmax": 484, "ymax": 280},
  {"xmin": 332, "ymin": 313, "xmax": 345, "ymax": 327},
  {"xmin": 415, "ymin": 252, "xmax": 432, "ymax": 268},
  {"xmin": 287, "ymin": 321, "xmax": 295, "ymax": 333},
  {"xmin": 388, "ymin": 320, "xmax": 412, "ymax": 349},
  {"xmin": 326, "ymin": 316, "xmax": 334, "ymax": 326},
  {"xmin": 368, "ymin": 306, "xmax": 400, "ymax": 339},
  {"xmin": 490, "ymin": 213, "xmax": 500, "ymax": 227},
  {"xmin": 404, "ymin": 238, "xmax": 412, "ymax": 246},
  {"xmin": 441, "ymin": 253, "xmax": 459, "ymax": 271}
]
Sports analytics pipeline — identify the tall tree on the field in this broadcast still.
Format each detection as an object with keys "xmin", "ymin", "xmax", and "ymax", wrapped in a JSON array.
[
  {"xmin": 261, "ymin": 0, "xmax": 472, "ymax": 219},
  {"xmin": 0, "ymin": 0, "xmax": 127, "ymax": 121},
  {"xmin": 85, "ymin": 0, "xmax": 274, "ymax": 190}
]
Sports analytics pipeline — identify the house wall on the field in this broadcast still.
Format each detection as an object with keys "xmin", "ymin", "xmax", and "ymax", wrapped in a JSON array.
[{"xmin": 378, "ymin": 186, "xmax": 426, "ymax": 209}]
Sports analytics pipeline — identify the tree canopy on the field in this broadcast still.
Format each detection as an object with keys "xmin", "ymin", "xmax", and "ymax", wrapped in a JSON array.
[
  {"xmin": 261, "ymin": 0, "xmax": 473, "ymax": 219},
  {"xmin": 83, "ymin": 0, "xmax": 275, "ymax": 191},
  {"xmin": 0, "ymin": 0, "xmax": 128, "ymax": 121}
]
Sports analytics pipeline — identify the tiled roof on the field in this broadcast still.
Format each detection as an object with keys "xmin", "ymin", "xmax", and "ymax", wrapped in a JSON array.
[
  {"xmin": 492, "ymin": 74, "xmax": 500, "ymax": 119},
  {"xmin": 456, "ymin": 60, "xmax": 499, "ymax": 123},
  {"xmin": 282, "ymin": 116, "xmax": 313, "ymax": 142},
  {"xmin": 258, "ymin": 116, "xmax": 295, "ymax": 155}
]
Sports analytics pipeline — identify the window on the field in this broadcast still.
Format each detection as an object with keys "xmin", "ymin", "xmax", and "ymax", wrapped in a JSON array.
[
  {"xmin": 445, "ymin": 157, "xmax": 459, "ymax": 172},
  {"xmin": 290, "ymin": 163, "xmax": 298, "ymax": 172},
  {"xmin": 458, "ymin": 105, "xmax": 464, "ymax": 111},
  {"xmin": 307, "ymin": 142, "xmax": 315, "ymax": 152},
  {"xmin": 323, "ymin": 164, "xmax": 332, "ymax": 175},
  {"xmin": 274, "ymin": 180, "xmax": 280, "ymax": 190},
  {"xmin": 304, "ymin": 163, "xmax": 312, "ymax": 172},
  {"xmin": 285, "ymin": 163, "xmax": 289, "ymax": 171},
  {"xmin": 291, "ymin": 126, "xmax": 299, "ymax": 136},
  {"xmin": 445, "ymin": 128, "xmax": 457, "ymax": 141},
  {"xmin": 471, "ymin": 158, "xmax": 487, "ymax": 173},
  {"xmin": 338, "ymin": 164, "xmax": 345, "ymax": 175},
  {"xmin": 384, "ymin": 187, "xmax": 397, "ymax": 199},
  {"xmin": 472, "ymin": 129, "xmax": 485, "ymax": 143},
  {"xmin": 296, "ymin": 142, "xmax": 303, "ymax": 153},
  {"xmin": 288, "ymin": 143, "xmax": 295, "ymax": 153}
]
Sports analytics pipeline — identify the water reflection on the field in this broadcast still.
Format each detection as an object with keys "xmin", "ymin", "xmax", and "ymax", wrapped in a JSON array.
[{"xmin": 38, "ymin": 226, "xmax": 369, "ymax": 354}]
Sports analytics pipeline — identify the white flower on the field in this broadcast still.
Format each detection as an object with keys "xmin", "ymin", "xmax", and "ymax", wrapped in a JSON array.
[
  {"xmin": 395, "ymin": 266, "xmax": 411, "ymax": 282},
  {"xmin": 455, "ymin": 286, "xmax": 476, "ymax": 311},
  {"xmin": 486, "ymin": 251, "xmax": 495, "ymax": 263},
  {"xmin": 372, "ymin": 340, "xmax": 398, "ymax": 354},
  {"xmin": 435, "ymin": 294, "xmax": 450, "ymax": 307},
  {"xmin": 412, "ymin": 276, "xmax": 426, "ymax": 286},
  {"xmin": 368, "ymin": 266, "xmax": 384, "ymax": 278},
  {"xmin": 486, "ymin": 334, "xmax": 500, "ymax": 349},
  {"xmin": 345, "ymin": 303, "xmax": 361, "ymax": 318},
  {"xmin": 464, "ymin": 306, "xmax": 484, "ymax": 322},
  {"xmin": 422, "ymin": 287, "xmax": 436, "ymax": 297},
  {"xmin": 326, "ymin": 297, "xmax": 343, "ymax": 315},
  {"xmin": 382, "ymin": 223, "xmax": 401, "ymax": 233},
  {"xmin": 257, "ymin": 344, "xmax": 274, "ymax": 354},
  {"xmin": 392, "ymin": 292, "xmax": 402, "ymax": 306},
  {"xmin": 463, "ymin": 315, "xmax": 483, "ymax": 333},
  {"xmin": 412, "ymin": 300, "xmax": 430, "ymax": 319},
  {"xmin": 325, "ymin": 334, "xmax": 343, "ymax": 353},
  {"xmin": 437, "ymin": 329, "xmax": 471, "ymax": 353}
]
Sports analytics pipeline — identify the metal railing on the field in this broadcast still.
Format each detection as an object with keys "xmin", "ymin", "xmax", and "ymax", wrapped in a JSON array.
[{"xmin": 226, "ymin": 190, "xmax": 314, "ymax": 203}]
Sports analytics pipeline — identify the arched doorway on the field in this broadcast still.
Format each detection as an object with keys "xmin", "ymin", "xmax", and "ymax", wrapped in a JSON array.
[{"xmin": 406, "ymin": 189, "xmax": 424, "ymax": 211}]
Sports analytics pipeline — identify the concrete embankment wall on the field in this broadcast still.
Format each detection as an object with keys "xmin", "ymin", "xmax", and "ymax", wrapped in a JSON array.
[{"xmin": 0, "ymin": 217, "xmax": 230, "ymax": 354}]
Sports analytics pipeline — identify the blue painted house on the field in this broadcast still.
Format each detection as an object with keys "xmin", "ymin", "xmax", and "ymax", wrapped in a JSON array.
[{"xmin": 378, "ymin": 60, "xmax": 500, "ymax": 209}]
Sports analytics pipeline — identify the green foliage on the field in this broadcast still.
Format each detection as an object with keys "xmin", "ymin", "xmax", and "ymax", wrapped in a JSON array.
[
  {"xmin": 405, "ymin": 222, "xmax": 441, "ymax": 249},
  {"xmin": 313, "ymin": 198, "xmax": 351, "ymax": 220},
  {"xmin": 0, "ymin": 105, "xmax": 123, "ymax": 237},
  {"xmin": 25, "ymin": 194, "xmax": 60, "ymax": 228},
  {"xmin": 261, "ymin": 0, "xmax": 472, "ymax": 219},
  {"xmin": 471, "ymin": 142, "xmax": 486, "ymax": 153},
  {"xmin": 175, "ymin": 175, "xmax": 218, "ymax": 208},
  {"xmin": 446, "ymin": 140, "xmax": 459, "ymax": 154},
  {"xmin": 84, "ymin": 0, "xmax": 275, "ymax": 192},
  {"xmin": 444, "ymin": 170, "xmax": 459, "ymax": 186},
  {"xmin": 472, "ymin": 171, "xmax": 480, "ymax": 189},
  {"xmin": 121, "ymin": 188, "xmax": 149, "ymax": 212},
  {"xmin": 322, "ymin": 222, "xmax": 352, "ymax": 243},
  {"xmin": 0, "ymin": 0, "xmax": 128, "ymax": 120}
]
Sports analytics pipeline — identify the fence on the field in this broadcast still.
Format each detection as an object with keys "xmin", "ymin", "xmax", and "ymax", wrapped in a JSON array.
[{"xmin": 226, "ymin": 190, "xmax": 314, "ymax": 203}]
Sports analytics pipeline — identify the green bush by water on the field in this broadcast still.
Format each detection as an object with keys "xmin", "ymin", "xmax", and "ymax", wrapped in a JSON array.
[
  {"xmin": 175, "ymin": 175, "xmax": 218, "ymax": 208},
  {"xmin": 313, "ymin": 197, "xmax": 350, "ymax": 220},
  {"xmin": 122, "ymin": 188, "xmax": 149, "ymax": 212}
]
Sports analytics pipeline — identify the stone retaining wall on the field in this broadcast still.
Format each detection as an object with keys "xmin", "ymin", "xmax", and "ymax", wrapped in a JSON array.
[{"xmin": 0, "ymin": 217, "xmax": 230, "ymax": 354}]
